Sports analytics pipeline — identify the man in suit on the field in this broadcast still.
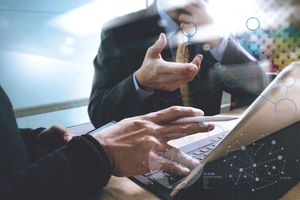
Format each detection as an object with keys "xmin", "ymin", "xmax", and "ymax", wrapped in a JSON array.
[{"xmin": 88, "ymin": 0, "xmax": 268, "ymax": 127}]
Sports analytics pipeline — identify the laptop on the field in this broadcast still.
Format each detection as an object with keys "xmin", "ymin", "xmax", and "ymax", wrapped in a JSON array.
[{"xmin": 130, "ymin": 62, "xmax": 300, "ymax": 199}]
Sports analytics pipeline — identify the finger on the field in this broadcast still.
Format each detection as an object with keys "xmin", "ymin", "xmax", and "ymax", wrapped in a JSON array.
[
  {"xmin": 167, "ymin": 54, "xmax": 203, "ymax": 79},
  {"xmin": 159, "ymin": 70, "xmax": 198, "ymax": 88},
  {"xmin": 161, "ymin": 61, "xmax": 199, "ymax": 76},
  {"xmin": 174, "ymin": 8, "xmax": 192, "ymax": 16},
  {"xmin": 183, "ymin": 3, "xmax": 203, "ymax": 12},
  {"xmin": 147, "ymin": 33, "xmax": 167, "ymax": 59},
  {"xmin": 161, "ymin": 146, "xmax": 200, "ymax": 169},
  {"xmin": 145, "ymin": 106, "xmax": 204, "ymax": 124},
  {"xmin": 51, "ymin": 125, "xmax": 71, "ymax": 143},
  {"xmin": 178, "ymin": 14, "xmax": 194, "ymax": 25},
  {"xmin": 191, "ymin": 54, "xmax": 203, "ymax": 71},
  {"xmin": 37, "ymin": 125, "xmax": 68, "ymax": 147},
  {"xmin": 158, "ymin": 123, "xmax": 215, "ymax": 140},
  {"xmin": 167, "ymin": 56, "xmax": 201, "ymax": 81},
  {"xmin": 173, "ymin": 1, "xmax": 203, "ymax": 16},
  {"xmin": 154, "ymin": 154, "xmax": 191, "ymax": 176}
]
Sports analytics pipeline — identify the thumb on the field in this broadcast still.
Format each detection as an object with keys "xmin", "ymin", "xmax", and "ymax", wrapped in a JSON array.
[
  {"xmin": 147, "ymin": 33, "xmax": 167, "ymax": 59},
  {"xmin": 191, "ymin": 54, "xmax": 203, "ymax": 70}
]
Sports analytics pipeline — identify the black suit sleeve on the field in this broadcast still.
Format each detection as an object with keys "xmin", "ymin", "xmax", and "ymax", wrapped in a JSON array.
[
  {"xmin": 0, "ymin": 135, "xmax": 112, "ymax": 200},
  {"xmin": 88, "ymin": 29, "xmax": 145, "ymax": 128}
]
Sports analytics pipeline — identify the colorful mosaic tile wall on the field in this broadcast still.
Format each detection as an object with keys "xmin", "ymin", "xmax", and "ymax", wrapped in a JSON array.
[{"xmin": 238, "ymin": 0, "xmax": 300, "ymax": 72}]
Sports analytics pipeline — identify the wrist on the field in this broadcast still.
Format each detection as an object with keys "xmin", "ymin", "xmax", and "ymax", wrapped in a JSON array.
[
  {"xmin": 93, "ymin": 133, "xmax": 115, "ymax": 172},
  {"xmin": 135, "ymin": 70, "xmax": 153, "ymax": 91},
  {"xmin": 68, "ymin": 135, "xmax": 112, "ymax": 185}
]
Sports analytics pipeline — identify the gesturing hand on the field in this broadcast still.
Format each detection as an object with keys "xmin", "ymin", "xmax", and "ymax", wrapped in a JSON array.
[
  {"xmin": 135, "ymin": 33, "xmax": 203, "ymax": 92},
  {"xmin": 94, "ymin": 106, "xmax": 214, "ymax": 177}
]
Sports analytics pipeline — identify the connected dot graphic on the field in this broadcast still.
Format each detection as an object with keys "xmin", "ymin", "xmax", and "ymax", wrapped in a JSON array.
[
  {"xmin": 260, "ymin": 75, "xmax": 298, "ymax": 121},
  {"xmin": 246, "ymin": 17, "xmax": 261, "ymax": 32},
  {"xmin": 223, "ymin": 138, "xmax": 287, "ymax": 192}
]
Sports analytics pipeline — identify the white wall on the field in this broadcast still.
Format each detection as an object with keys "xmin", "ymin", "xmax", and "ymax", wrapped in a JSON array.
[{"xmin": 0, "ymin": 0, "xmax": 149, "ymax": 128}]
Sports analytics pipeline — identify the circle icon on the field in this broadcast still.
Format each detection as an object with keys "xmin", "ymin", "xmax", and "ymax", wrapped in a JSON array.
[
  {"xmin": 180, "ymin": 22, "xmax": 198, "ymax": 38},
  {"xmin": 274, "ymin": 98, "xmax": 298, "ymax": 120},
  {"xmin": 246, "ymin": 17, "xmax": 261, "ymax": 31}
]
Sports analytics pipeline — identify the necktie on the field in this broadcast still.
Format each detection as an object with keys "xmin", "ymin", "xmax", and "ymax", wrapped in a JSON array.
[{"xmin": 176, "ymin": 42, "xmax": 191, "ymax": 106}]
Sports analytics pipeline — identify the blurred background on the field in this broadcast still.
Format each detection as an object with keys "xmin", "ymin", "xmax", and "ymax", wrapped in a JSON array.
[
  {"xmin": 0, "ymin": 0, "xmax": 299, "ymax": 128},
  {"xmin": 0, "ymin": 0, "xmax": 154, "ymax": 128}
]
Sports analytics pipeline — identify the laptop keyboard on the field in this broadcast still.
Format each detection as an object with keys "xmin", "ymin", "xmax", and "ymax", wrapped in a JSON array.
[{"xmin": 143, "ymin": 134, "xmax": 225, "ymax": 188}]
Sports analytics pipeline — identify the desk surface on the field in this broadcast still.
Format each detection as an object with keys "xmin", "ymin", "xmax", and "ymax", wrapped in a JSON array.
[{"xmin": 68, "ymin": 109, "xmax": 300, "ymax": 200}]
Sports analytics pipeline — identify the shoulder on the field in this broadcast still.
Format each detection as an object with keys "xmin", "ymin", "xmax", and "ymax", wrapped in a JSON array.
[{"xmin": 101, "ymin": 5, "xmax": 161, "ymax": 34}]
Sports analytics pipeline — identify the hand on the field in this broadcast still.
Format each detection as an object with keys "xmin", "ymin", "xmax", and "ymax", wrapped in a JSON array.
[
  {"xmin": 37, "ymin": 125, "xmax": 73, "ymax": 148},
  {"xmin": 94, "ymin": 106, "xmax": 214, "ymax": 177},
  {"xmin": 135, "ymin": 33, "xmax": 203, "ymax": 91},
  {"xmin": 167, "ymin": 0, "xmax": 213, "ymax": 27},
  {"xmin": 166, "ymin": 0, "xmax": 222, "ymax": 47}
]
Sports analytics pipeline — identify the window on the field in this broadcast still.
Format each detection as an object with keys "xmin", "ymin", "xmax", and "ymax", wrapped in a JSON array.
[{"xmin": 0, "ymin": 0, "xmax": 148, "ymax": 128}]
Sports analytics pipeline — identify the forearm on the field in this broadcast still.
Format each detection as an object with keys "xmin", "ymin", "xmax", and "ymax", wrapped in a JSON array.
[{"xmin": 0, "ymin": 135, "xmax": 111, "ymax": 200}]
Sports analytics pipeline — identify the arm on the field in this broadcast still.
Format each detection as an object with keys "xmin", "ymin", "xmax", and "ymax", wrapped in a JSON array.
[
  {"xmin": 0, "ymin": 135, "xmax": 111, "ymax": 200},
  {"xmin": 0, "ymin": 106, "xmax": 213, "ymax": 200},
  {"xmin": 89, "ymin": 31, "xmax": 202, "ymax": 128},
  {"xmin": 88, "ymin": 29, "xmax": 145, "ymax": 128},
  {"xmin": 20, "ymin": 126, "xmax": 72, "ymax": 163}
]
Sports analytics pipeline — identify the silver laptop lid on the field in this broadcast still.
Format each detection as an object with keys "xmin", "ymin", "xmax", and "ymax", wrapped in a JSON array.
[{"xmin": 171, "ymin": 61, "xmax": 300, "ymax": 197}]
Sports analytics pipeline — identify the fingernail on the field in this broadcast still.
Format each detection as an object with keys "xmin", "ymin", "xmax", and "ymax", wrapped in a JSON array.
[
  {"xmin": 197, "ymin": 54, "xmax": 203, "ymax": 59},
  {"xmin": 192, "ymin": 108, "xmax": 204, "ymax": 116},
  {"xmin": 207, "ymin": 124, "xmax": 215, "ymax": 131},
  {"xmin": 159, "ymin": 33, "xmax": 164, "ymax": 40},
  {"xmin": 182, "ymin": 167, "xmax": 190, "ymax": 176}
]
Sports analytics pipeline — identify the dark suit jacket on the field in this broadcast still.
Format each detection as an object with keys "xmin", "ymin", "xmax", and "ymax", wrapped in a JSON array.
[
  {"xmin": 0, "ymin": 86, "xmax": 111, "ymax": 200},
  {"xmin": 89, "ymin": 5, "xmax": 268, "ymax": 127}
]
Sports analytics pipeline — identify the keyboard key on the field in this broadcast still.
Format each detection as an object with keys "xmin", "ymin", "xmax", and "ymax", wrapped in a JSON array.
[
  {"xmin": 206, "ymin": 144, "xmax": 216, "ymax": 150},
  {"xmin": 192, "ymin": 150, "xmax": 203, "ymax": 155},
  {"xmin": 149, "ymin": 171, "xmax": 165, "ymax": 181},
  {"xmin": 164, "ymin": 173, "xmax": 182, "ymax": 186},
  {"xmin": 200, "ymin": 147, "xmax": 210, "ymax": 153},
  {"xmin": 148, "ymin": 172, "xmax": 181, "ymax": 189},
  {"xmin": 211, "ymin": 138, "xmax": 221, "ymax": 142},
  {"xmin": 198, "ymin": 154, "xmax": 206, "ymax": 160}
]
